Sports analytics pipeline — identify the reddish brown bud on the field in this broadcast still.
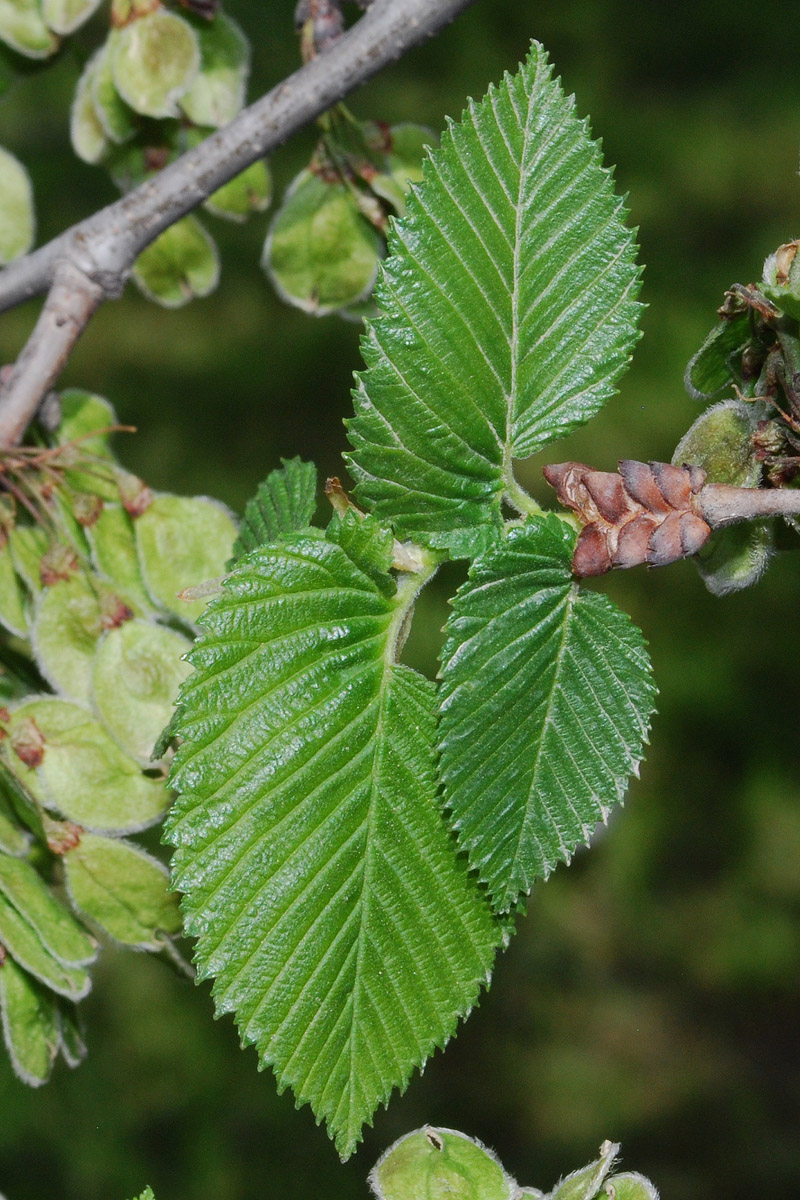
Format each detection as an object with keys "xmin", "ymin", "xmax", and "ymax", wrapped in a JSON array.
[
  {"xmin": 100, "ymin": 593, "xmax": 135, "ymax": 630},
  {"xmin": 543, "ymin": 459, "xmax": 712, "ymax": 578}
]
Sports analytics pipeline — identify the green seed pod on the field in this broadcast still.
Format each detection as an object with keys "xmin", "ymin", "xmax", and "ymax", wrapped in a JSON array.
[
  {"xmin": 56, "ymin": 388, "xmax": 122, "ymax": 500},
  {"xmin": 56, "ymin": 998, "xmax": 86, "ymax": 1067},
  {"xmin": 134, "ymin": 492, "xmax": 236, "ymax": 623},
  {"xmin": 0, "ymin": 145, "xmax": 35, "ymax": 265},
  {"xmin": 3, "ymin": 697, "xmax": 170, "ymax": 834},
  {"xmin": 369, "ymin": 1127, "xmax": 517, "ymax": 1200},
  {"xmin": 132, "ymin": 214, "xmax": 220, "ymax": 307},
  {"xmin": 0, "ymin": 786, "xmax": 31, "ymax": 855},
  {"xmin": 8, "ymin": 525, "xmax": 49, "ymax": 596},
  {"xmin": 548, "ymin": 1142, "xmax": 620, "ymax": 1200},
  {"xmin": 87, "ymin": 503, "xmax": 155, "ymax": 615},
  {"xmin": 92, "ymin": 619, "xmax": 191, "ymax": 761},
  {"xmin": 0, "ymin": 891, "xmax": 91, "ymax": 1000},
  {"xmin": 63, "ymin": 831, "xmax": 182, "ymax": 948},
  {"xmin": 70, "ymin": 51, "xmax": 111, "ymax": 165},
  {"xmin": 0, "ymin": 953, "xmax": 61, "ymax": 1085},
  {"xmin": 264, "ymin": 169, "xmax": 381, "ymax": 315},
  {"xmin": 42, "ymin": 0, "xmax": 101, "ymax": 36},
  {"xmin": 91, "ymin": 41, "xmax": 139, "ymax": 144},
  {"xmin": 0, "ymin": 0, "xmax": 59, "ymax": 59},
  {"xmin": 0, "ymin": 852, "xmax": 96, "ymax": 966},
  {"xmin": 110, "ymin": 11, "xmax": 200, "ymax": 118},
  {"xmin": 178, "ymin": 9, "xmax": 249, "ymax": 128},
  {"xmin": 0, "ymin": 541, "xmax": 29, "ymax": 637},
  {"xmin": 32, "ymin": 573, "xmax": 133, "ymax": 706},
  {"xmin": 600, "ymin": 1172, "xmax": 659, "ymax": 1200},
  {"xmin": 672, "ymin": 399, "xmax": 772, "ymax": 595},
  {"xmin": 204, "ymin": 158, "xmax": 271, "ymax": 223}
]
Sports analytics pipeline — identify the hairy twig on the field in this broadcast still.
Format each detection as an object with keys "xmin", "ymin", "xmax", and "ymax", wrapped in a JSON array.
[{"xmin": 0, "ymin": 0, "xmax": 478, "ymax": 447}]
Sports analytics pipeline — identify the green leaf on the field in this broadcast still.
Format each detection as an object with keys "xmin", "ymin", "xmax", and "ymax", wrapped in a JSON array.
[
  {"xmin": 0, "ymin": 892, "xmax": 91, "ymax": 999},
  {"xmin": 110, "ymin": 11, "xmax": 199, "ymax": 118},
  {"xmin": 231, "ymin": 456, "xmax": 317, "ymax": 560},
  {"xmin": 178, "ymin": 10, "xmax": 249, "ymax": 128},
  {"xmin": 134, "ymin": 492, "xmax": 236, "ymax": 623},
  {"xmin": 0, "ymin": 144, "xmax": 35, "ymax": 264},
  {"xmin": 548, "ymin": 1143, "xmax": 619, "ymax": 1200},
  {"xmin": 346, "ymin": 41, "xmax": 641, "ymax": 554},
  {"xmin": 3, "ymin": 698, "xmax": 170, "ymax": 834},
  {"xmin": 263, "ymin": 170, "xmax": 381, "ymax": 316},
  {"xmin": 370, "ymin": 1127, "xmax": 517, "ymax": 1200},
  {"xmin": 92, "ymin": 619, "xmax": 191, "ymax": 761},
  {"xmin": 0, "ymin": 851, "xmax": 96, "ymax": 965},
  {"xmin": 684, "ymin": 313, "xmax": 751, "ymax": 401},
  {"xmin": 64, "ymin": 832, "xmax": 181, "ymax": 948},
  {"xmin": 56, "ymin": 997, "xmax": 85, "ymax": 1067},
  {"xmin": 438, "ymin": 516, "xmax": 655, "ymax": 911},
  {"xmin": 0, "ymin": 0, "xmax": 59, "ymax": 58},
  {"xmin": 129, "ymin": 1189, "xmax": 156, "ymax": 1200},
  {"xmin": 167, "ymin": 517, "xmax": 502, "ymax": 1157},
  {"xmin": 0, "ymin": 954, "xmax": 60, "ymax": 1085},
  {"xmin": 132, "ymin": 215, "xmax": 220, "ymax": 308},
  {"xmin": 0, "ymin": 757, "xmax": 45, "ymax": 841}
]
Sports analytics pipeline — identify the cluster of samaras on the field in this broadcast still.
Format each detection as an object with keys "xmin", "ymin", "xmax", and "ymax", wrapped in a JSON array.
[{"xmin": 544, "ymin": 459, "xmax": 712, "ymax": 578}]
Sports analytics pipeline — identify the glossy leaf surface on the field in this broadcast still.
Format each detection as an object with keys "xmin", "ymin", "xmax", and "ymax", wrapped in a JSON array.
[
  {"xmin": 167, "ymin": 517, "xmax": 501, "ymax": 1157},
  {"xmin": 347, "ymin": 41, "xmax": 641, "ymax": 553},
  {"xmin": 439, "ymin": 517, "xmax": 655, "ymax": 911}
]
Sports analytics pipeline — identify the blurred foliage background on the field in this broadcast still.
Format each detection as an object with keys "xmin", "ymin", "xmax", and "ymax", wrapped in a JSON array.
[{"xmin": 1, "ymin": 1, "xmax": 799, "ymax": 1197}]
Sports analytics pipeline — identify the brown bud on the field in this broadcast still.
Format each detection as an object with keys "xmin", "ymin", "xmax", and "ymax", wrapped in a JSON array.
[
  {"xmin": 40, "ymin": 543, "xmax": 79, "ymax": 586},
  {"xmin": 543, "ymin": 459, "xmax": 711, "ymax": 578}
]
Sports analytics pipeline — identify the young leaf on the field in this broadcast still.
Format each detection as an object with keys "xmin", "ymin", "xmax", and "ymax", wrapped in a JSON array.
[
  {"xmin": 0, "ymin": 953, "xmax": 60, "ymax": 1085},
  {"xmin": 439, "ymin": 516, "xmax": 655, "ymax": 912},
  {"xmin": 549, "ymin": 1143, "xmax": 619, "ymax": 1200},
  {"xmin": 167, "ymin": 517, "xmax": 502, "ymax": 1158},
  {"xmin": 684, "ymin": 312, "xmax": 751, "ymax": 401},
  {"xmin": 346, "ymin": 41, "xmax": 641, "ymax": 554},
  {"xmin": 231, "ymin": 456, "xmax": 317, "ymax": 560}
]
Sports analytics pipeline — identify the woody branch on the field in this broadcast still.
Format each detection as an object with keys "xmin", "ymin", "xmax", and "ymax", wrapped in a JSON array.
[{"xmin": 0, "ymin": 0, "xmax": 478, "ymax": 448}]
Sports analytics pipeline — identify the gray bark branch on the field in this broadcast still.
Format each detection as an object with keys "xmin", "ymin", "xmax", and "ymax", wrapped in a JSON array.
[{"xmin": 0, "ymin": 0, "xmax": 478, "ymax": 446}]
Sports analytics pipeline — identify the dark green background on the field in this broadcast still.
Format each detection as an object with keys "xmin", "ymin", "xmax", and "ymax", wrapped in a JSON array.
[{"xmin": 1, "ymin": 1, "xmax": 799, "ymax": 1197}]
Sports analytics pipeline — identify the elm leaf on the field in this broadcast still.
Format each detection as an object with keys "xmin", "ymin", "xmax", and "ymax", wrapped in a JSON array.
[
  {"xmin": 167, "ymin": 516, "xmax": 503, "ymax": 1157},
  {"xmin": 346, "ymin": 41, "xmax": 641, "ymax": 554},
  {"xmin": 439, "ymin": 516, "xmax": 655, "ymax": 912}
]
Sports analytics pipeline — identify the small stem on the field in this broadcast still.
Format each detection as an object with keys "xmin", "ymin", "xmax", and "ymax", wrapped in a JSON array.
[
  {"xmin": 699, "ymin": 482, "xmax": 800, "ymax": 528},
  {"xmin": 504, "ymin": 470, "xmax": 544, "ymax": 519}
]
